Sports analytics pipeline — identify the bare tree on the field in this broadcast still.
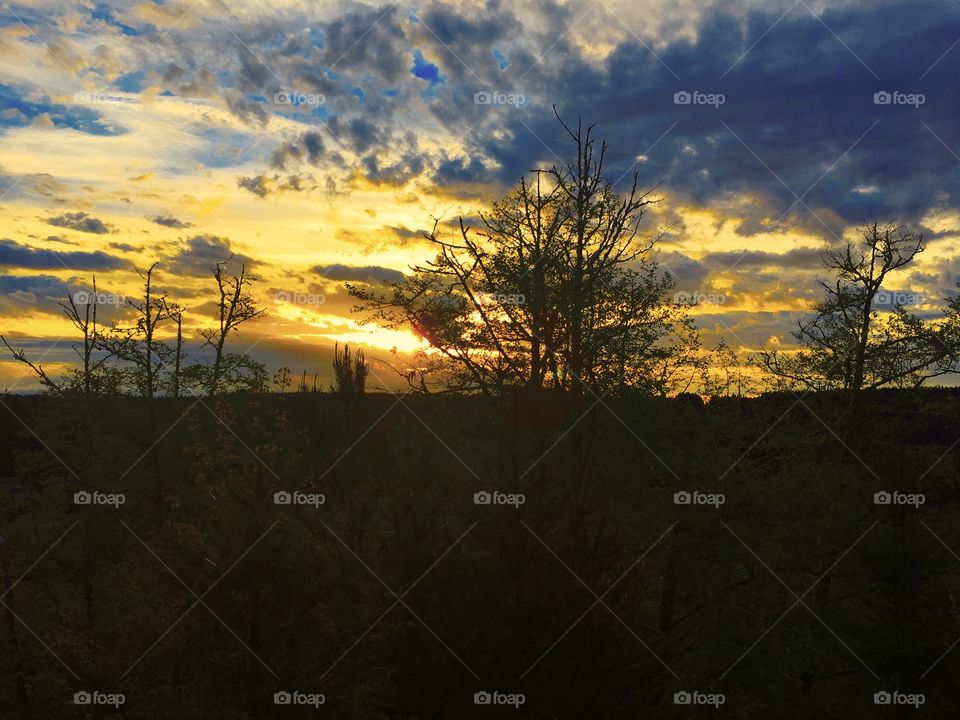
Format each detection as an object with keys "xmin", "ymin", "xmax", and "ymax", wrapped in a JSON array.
[
  {"xmin": 756, "ymin": 223, "xmax": 960, "ymax": 398},
  {"xmin": 2, "ymin": 276, "xmax": 121, "ymax": 395},
  {"xmin": 198, "ymin": 260, "xmax": 266, "ymax": 397}
]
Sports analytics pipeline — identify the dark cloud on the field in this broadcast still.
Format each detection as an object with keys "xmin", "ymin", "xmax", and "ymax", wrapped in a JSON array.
[
  {"xmin": 0, "ymin": 274, "xmax": 73, "ymax": 312},
  {"xmin": 237, "ymin": 173, "xmax": 319, "ymax": 198},
  {"xmin": 149, "ymin": 213, "xmax": 193, "ymax": 229},
  {"xmin": 308, "ymin": 0, "xmax": 953, "ymax": 240},
  {"xmin": 699, "ymin": 247, "xmax": 826, "ymax": 269},
  {"xmin": 46, "ymin": 211, "xmax": 113, "ymax": 234},
  {"xmin": 163, "ymin": 235, "xmax": 255, "ymax": 277},
  {"xmin": 312, "ymin": 263, "xmax": 406, "ymax": 284},
  {"xmin": 224, "ymin": 88, "xmax": 269, "ymax": 126},
  {"xmin": 270, "ymin": 130, "xmax": 343, "ymax": 170},
  {"xmin": 0, "ymin": 238, "xmax": 125, "ymax": 270}
]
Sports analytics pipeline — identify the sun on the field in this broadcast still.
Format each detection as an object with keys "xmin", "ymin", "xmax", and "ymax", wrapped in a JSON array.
[{"xmin": 328, "ymin": 325, "xmax": 430, "ymax": 354}]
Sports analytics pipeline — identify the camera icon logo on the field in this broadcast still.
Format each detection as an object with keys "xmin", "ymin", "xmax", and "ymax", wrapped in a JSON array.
[
  {"xmin": 473, "ymin": 491, "xmax": 492, "ymax": 505},
  {"xmin": 273, "ymin": 491, "xmax": 292, "ymax": 505},
  {"xmin": 73, "ymin": 291, "xmax": 91, "ymax": 304},
  {"xmin": 74, "ymin": 491, "xmax": 91, "ymax": 505},
  {"xmin": 274, "ymin": 691, "xmax": 292, "ymax": 705},
  {"xmin": 874, "ymin": 691, "xmax": 892, "ymax": 704},
  {"xmin": 674, "ymin": 691, "xmax": 692, "ymax": 704},
  {"xmin": 474, "ymin": 691, "xmax": 492, "ymax": 705},
  {"xmin": 873, "ymin": 91, "xmax": 892, "ymax": 105},
  {"xmin": 74, "ymin": 691, "xmax": 92, "ymax": 705},
  {"xmin": 874, "ymin": 491, "xmax": 892, "ymax": 505},
  {"xmin": 673, "ymin": 491, "xmax": 691, "ymax": 505},
  {"xmin": 674, "ymin": 91, "xmax": 692, "ymax": 104},
  {"xmin": 274, "ymin": 92, "xmax": 291, "ymax": 104},
  {"xmin": 474, "ymin": 91, "xmax": 491, "ymax": 105}
]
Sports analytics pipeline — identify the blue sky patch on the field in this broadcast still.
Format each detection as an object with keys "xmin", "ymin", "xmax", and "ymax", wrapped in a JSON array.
[{"xmin": 411, "ymin": 50, "xmax": 444, "ymax": 85}]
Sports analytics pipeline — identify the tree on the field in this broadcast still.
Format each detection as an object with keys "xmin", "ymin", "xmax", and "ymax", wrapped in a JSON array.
[
  {"xmin": 97, "ymin": 263, "xmax": 173, "ymax": 401},
  {"xmin": 756, "ymin": 223, "xmax": 960, "ymax": 397},
  {"xmin": 350, "ymin": 110, "xmax": 691, "ymax": 397},
  {"xmin": 197, "ymin": 260, "xmax": 266, "ymax": 397},
  {"xmin": 2, "ymin": 276, "xmax": 125, "ymax": 396}
]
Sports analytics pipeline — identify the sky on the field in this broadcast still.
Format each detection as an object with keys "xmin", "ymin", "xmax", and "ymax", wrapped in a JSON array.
[{"xmin": 1, "ymin": 0, "xmax": 959, "ymax": 390}]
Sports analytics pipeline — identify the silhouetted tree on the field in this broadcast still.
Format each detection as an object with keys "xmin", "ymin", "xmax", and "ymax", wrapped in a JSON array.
[
  {"xmin": 756, "ymin": 223, "xmax": 960, "ymax": 398},
  {"xmin": 197, "ymin": 260, "xmax": 266, "ymax": 396},
  {"xmin": 350, "ymin": 110, "xmax": 691, "ymax": 396}
]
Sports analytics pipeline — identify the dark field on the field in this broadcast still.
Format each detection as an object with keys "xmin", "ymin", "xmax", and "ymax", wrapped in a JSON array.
[{"xmin": 1, "ymin": 389, "xmax": 958, "ymax": 718}]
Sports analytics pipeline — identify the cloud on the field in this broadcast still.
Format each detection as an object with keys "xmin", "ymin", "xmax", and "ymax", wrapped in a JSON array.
[
  {"xmin": 163, "ymin": 234, "xmax": 255, "ymax": 277},
  {"xmin": 237, "ymin": 173, "xmax": 319, "ymax": 197},
  {"xmin": 312, "ymin": 263, "xmax": 406, "ymax": 284},
  {"xmin": 0, "ymin": 239, "xmax": 125, "ymax": 270},
  {"xmin": 270, "ymin": 130, "xmax": 342, "ymax": 170},
  {"xmin": 699, "ymin": 247, "xmax": 826, "ymax": 270},
  {"xmin": 46, "ymin": 212, "xmax": 113, "ymax": 234},
  {"xmin": 149, "ymin": 213, "xmax": 193, "ymax": 229}
]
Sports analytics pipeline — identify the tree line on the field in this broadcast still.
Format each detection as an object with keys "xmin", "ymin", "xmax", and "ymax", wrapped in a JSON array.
[{"xmin": 5, "ymin": 111, "xmax": 960, "ymax": 400}]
